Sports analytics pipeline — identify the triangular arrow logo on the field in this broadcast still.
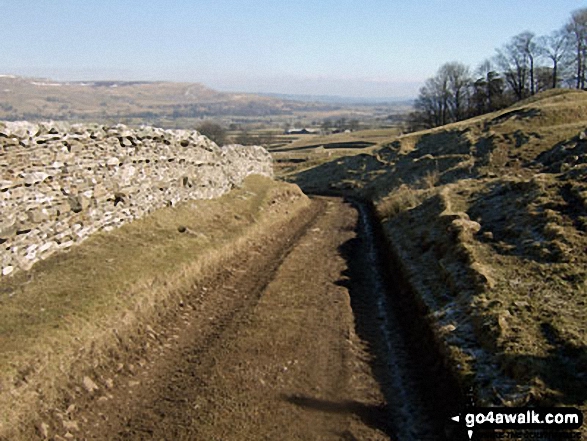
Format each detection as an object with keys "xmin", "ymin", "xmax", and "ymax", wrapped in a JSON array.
[
  {"xmin": 468, "ymin": 429, "xmax": 473, "ymax": 439},
  {"xmin": 451, "ymin": 415, "xmax": 460, "ymax": 422}
]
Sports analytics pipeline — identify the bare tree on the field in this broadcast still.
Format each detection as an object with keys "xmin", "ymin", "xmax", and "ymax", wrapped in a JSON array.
[
  {"xmin": 411, "ymin": 62, "xmax": 471, "ymax": 128},
  {"xmin": 496, "ymin": 32, "xmax": 539, "ymax": 98},
  {"xmin": 440, "ymin": 62, "xmax": 471, "ymax": 121},
  {"xmin": 429, "ymin": 73, "xmax": 451, "ymax": 126},
  {"xmin": 496, "ymin": 38, "xmax": 528, "ymax": 100},
  {"xmin": 413, "ymin": 80, "xmax": 441, "ymax": 128},
  {"xmin": 537, "ymin": 30, "xmax": 569, "ymax": 89},
  {"xmin": 517, "ymin": 32, "xmax": 539, "ymax": 95},
  {"xmin": 565, "ymin": 8, "xmax": 587, "ymax": 89},
  {"xmin": 412, "ymin": 76, "xmax": 448, "ymax": 129}
]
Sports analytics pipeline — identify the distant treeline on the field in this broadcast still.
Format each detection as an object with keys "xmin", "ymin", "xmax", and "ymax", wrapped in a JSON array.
[
  {"xmin": 0, "ymin": 102, "xmax": 343, "ymax": 125},
  {"xmin": 166, "ymin": 101, "xmax": 341, "ymax": 119},
  {"xmin": 408, "ymin": 8, "xmax": 587, "ymax": 131}
]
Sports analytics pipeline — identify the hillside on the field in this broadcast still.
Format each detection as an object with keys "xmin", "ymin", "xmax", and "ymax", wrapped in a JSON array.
[
  {"xmin": 0, "ymin": 75, "xmax": 339, "ymax": 124},
  {"xmin": 287, "ymin": 89, "xmax": 587, "ymax": 420},
  {"xmin": 0, "ymin": 75, "xmax": 399, "ymax": 131}
]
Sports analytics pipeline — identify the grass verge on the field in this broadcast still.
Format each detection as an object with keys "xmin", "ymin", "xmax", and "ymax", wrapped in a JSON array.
[{"xmin": 0, "ymin": 175, "xmax": 310, "ymax": 440}]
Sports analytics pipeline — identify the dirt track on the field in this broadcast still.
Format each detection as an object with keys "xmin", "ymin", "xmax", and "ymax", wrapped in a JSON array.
[{"xmin": 50, "ymin": 198, "xmax": 455, "ymax": 441}]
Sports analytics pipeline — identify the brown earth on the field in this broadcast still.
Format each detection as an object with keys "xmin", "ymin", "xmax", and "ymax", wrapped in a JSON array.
[{"xmin": 39, "ymin": 198, "xmax": 408, "ymax": 441}]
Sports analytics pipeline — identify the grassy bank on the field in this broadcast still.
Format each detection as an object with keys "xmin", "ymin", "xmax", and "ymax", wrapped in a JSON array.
[
  {"xmin": 0, "ymin": 175, "xmax": 310, "ymax": 439},
  {"xmin": 285, "ymin": 89, "xmax": 587, "ymax": 434}
]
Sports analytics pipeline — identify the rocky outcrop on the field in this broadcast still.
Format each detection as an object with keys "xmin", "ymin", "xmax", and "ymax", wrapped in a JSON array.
[{"xmin": 0, "ymin": 121, "xmax": 273, "ymax": 276}]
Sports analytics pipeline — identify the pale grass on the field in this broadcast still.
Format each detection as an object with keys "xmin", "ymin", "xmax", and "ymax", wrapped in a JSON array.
[
  {"xmin": 419, "ymin": 169, "xmax": 440, "ymax": 189},
  {"xmin": 0, "ymin": 175, "xmax": 310, "ymax": 439},
  {"xmin": 377, "ymin": 185, "xmax": 426, "ymax": 219}
]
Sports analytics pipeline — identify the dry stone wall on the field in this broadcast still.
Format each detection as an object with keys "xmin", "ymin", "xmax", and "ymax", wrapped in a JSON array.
[{"xmin": 0, "ymin": 121, "xmax": 273, "ymax": 277}]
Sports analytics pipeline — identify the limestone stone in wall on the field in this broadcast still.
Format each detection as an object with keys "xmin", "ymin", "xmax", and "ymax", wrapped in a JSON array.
[{"xmin": 0, "ymin": 121, "xmax": 273, "ymax": 277}]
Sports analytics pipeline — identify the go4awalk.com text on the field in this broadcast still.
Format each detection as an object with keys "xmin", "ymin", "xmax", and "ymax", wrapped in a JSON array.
[{"xmin": 450, "ymin": 407, "xmax": 583, "ymax": 440}]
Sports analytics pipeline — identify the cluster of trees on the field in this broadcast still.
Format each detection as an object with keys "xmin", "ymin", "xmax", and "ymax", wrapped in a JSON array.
[
  {"xmin": 196, "ymin": 121, "xmax": 278, "ymax": 146},
  {"xmin": 321, "ymin": 118, "xmax": 361, "ymax": 132},
  {"xmin": 409, "ymin": 8, "xmax": 587, "ymax": 130},
  {"xmin": 196, "ymin": 121, "xmax": 227, "ymax": 145}
]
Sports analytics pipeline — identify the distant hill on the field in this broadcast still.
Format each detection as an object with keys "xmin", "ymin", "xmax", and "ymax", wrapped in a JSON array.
[
  {"xmin": 0, "ymin": 75, "xmax": 345, "ymax": 127},
  {"xmin": 258, "ymin": 92, "xmax": 414, "ymax": 106}
]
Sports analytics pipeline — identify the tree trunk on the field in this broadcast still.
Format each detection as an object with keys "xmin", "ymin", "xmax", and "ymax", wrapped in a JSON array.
[
  {"xmin": 552, "ymin": 61, "xmax": 558, "ymax": 89},
  {"xmin": 530, "ymin": 57, "xmax": 535, "ymax": 95},
  {"xmin": 577, "ymin": 47, "xmax": 583, "ymax": 89},
  {"xmin": 581, "ymin": 45, "xmax": 587, "ymax": 89}
]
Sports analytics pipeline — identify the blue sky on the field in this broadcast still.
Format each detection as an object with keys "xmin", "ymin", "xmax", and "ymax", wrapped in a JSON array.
[{"xmin": 0, "ymin": 1, "xmax": 584, "ymax": 98}]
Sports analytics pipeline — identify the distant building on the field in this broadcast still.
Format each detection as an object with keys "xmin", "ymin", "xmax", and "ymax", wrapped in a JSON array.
[{"xmin": 284, "ymin": 128, "xmax": 317, "ymax": 135}]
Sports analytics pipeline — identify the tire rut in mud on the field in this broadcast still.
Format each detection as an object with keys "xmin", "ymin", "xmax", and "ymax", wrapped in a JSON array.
[
  {"xmin": 66, "ymin": 200, "xmax": 325, "ymax": 440},
  {"xmin": 62, "ymin": 197, "xmax": 464, "ymax": 440}
]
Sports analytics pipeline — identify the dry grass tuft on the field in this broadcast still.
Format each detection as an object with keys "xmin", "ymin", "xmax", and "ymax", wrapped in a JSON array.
[{"xmin": 377, "ymin": 185, "xmax": 426, "ymax": 219}]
